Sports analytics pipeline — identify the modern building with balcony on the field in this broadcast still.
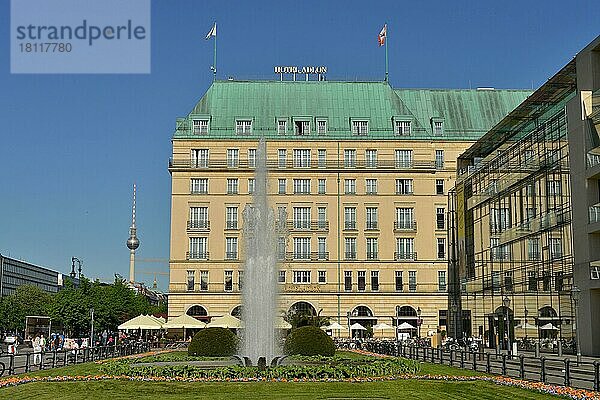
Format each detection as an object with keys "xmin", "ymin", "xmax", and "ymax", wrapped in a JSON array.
[
  {"xmin": 168, "ymin": 79, "xmax": 529, "ymax": 334},
  {"xmin": 451, "ymin": 35, "xmax": 600, "ymax": 355}
]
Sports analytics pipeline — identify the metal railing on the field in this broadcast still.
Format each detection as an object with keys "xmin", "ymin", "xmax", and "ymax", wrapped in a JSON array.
[
  {"xmin": 287, "ymin": 220, "xmax": 329, "ymax": 231},
  {"xmin": 0, "ymin": 342, "xmax": 150, "ymax": 377},
  {"xmin": 394, "ymin": 221, "xmax": 417, "ymax": 231},
  {"xmin": 286, "ymin": 251, "xmax": 329, "ymax": 261},
  {"xmin": 356, "ymin": 341, "xmax": 600, "ymax": 392},
  {"xmin": 187, "ymin": 220, "xmax": 210, "ymax": 231},
  {"xmin": 186, "ymin": 252, "xmax": 209, "ymax": 260},
  {"xmin": 394, "ymin": 252, "xmax": 417, "ymax": 261}
]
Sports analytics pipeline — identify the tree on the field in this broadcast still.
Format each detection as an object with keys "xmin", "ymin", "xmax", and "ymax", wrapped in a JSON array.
[{"xmin": 0, "ymin": 285, "xmax": 52, "ymax": 332}]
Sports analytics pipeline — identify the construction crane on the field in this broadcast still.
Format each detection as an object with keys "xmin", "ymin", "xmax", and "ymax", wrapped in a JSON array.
[{"xmin": 137, "ymin": 258, "xmax": 169, "ymax": 289}]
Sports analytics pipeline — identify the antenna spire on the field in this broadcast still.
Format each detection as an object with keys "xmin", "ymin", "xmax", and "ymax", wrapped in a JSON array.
[{"xmin": 127, "ymin": 184, "xmax": 140, "ymax": 282}]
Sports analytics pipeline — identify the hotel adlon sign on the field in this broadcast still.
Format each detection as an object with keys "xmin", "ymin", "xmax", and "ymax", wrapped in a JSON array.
[{"xmin": 274, "ymin": 66, "xmax": 327, "ymax": 74}]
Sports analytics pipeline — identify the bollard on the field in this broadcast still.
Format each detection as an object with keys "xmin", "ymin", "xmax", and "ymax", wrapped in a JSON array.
[
  {"xmin": 52, "ymin": 350, "xmax": 57, "ymax": 368},
  {"xmin": 25, "ymin": 353, "xmax": 30, "ymax": 373},
  {"xmin": 502, "ymin": 354, "xmax": 507, "ymax": 376},
  {"xmin": 439, "ymin": 348, "xmax": 443, "ymax": 364},
  {"xmin": 40, "ymin": 351, "xmax": 45, "ymax": 370},
  {"xmin": 460, "ymin": 351, "xmax": 465, "ymax": 368},
  {"xmin": 535, "ymin": 342, "xmax": 540, "ymax": 358},
  {"xmin": 519, "ymin": 355, "xmax": 525, "ymax": 379},
  {"xmin": 449, "ymin": 350, "xmax": 454, "ymax": 366},
  {"xmin": 557, "ymin": 340, "xmax": 563, "ymax": 357},
  {"xmin": 431, "ymin": 347, "xmax": 435, "ymax": 363},
  {"xmin": 564, "ymin": 358, "xmax": 570, "ymax": 387},
  {"xmin": 540, "ymin": 357, "xmax": 546, "ymax": 383},
  {"xmin": 594, "ymin": 361, "xmax": 600, "ymax": 391},
  {"xmin": 486, "ymin": 353, "xmax": 491, "ymax": 373},
  {"xmin": 473, "ymin": 351, "xmax": 477, "ymax": 371}
]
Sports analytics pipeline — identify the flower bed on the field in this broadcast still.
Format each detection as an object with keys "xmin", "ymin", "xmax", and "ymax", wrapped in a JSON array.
[{"xmin": 1, "ymin": 374, "xmax": 598, "ymax": 399}]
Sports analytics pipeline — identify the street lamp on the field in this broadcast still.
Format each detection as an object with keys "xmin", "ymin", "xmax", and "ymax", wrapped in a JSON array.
[
  {"xmin": 417, "ymin": 307, "xmax": 422, "ymax": 338},
  {"xmin": 571, "ymin": 286, "xmax": 581, "ymax": 364},
  {"xmin": 503, "ymin": 296, "xmax": 511, "ymax": 356},
  {"xmin": 450, "ymin": 302, "xmax": 458, "ymax": 340},
  {"xmin": 90, "ymin": 308, "xmax": 95, "ymax": 348}
]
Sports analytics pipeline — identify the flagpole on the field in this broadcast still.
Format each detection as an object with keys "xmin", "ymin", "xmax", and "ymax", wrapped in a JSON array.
[
  {"xmin": 384, "ymin": 23, "xmax": 389, "ymax": 82},
  {"xmin": 213, "ymin": 22, "xmax": 217, "ymax": 81}
]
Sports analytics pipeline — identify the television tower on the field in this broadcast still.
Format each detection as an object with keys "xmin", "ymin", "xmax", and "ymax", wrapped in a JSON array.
[{"xmin": 126, "ymin": 184, "xmax": 140, "ymax": 282}]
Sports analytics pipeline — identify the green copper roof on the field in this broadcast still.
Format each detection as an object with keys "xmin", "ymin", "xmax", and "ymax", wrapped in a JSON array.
[{"xmin": 174, "ymin": 80, "xmax": 531, "ymax": 140}]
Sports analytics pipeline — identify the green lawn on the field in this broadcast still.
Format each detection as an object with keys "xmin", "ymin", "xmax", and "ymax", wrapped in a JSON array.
[{"xmin": 0, "ymin": 351, "xmax": 555, "ymax": 399}]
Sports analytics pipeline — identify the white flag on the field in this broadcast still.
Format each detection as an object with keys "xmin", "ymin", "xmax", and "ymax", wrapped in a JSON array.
[{"xmin": 205, "ymin": 23, "xmax": 216, "ymax": 40}]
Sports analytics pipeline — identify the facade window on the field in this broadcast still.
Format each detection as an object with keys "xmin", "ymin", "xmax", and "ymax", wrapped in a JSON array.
[
  {"xmin": 369, "ymin": 274, "xmax": 381, "ymax": 294},
  {"xmin": 395, "ymin": 179, "xmax": 413, "ymax": 195},
  {"xmin": 490, "ymin": 238, "xmax": 510, "ymax": 260},
  {"xmin": 187, "ymin": 270, "xmax": 195, "ymax": 291},
  {"xmin": 344, "ymin": 207, "xmax": 357, "ymax": 230},
  {"xmin": 523, "ymin": 150, "xmax": 534, "ymax": 163},
  {"xmin": 277, "ymin": 236, "xmax": 286, "ymax": 261},
  {"xmin": 236, "ymin": 120, "xmax": 252, "ymax": 135},
  {"xmin": 367, "ymin": 238, "xmax": 378, "ymax": 260},
  {"xmin": 318, "ymin": 207, "xmax": 327, "ymax": 229},
  {"xmin": 435, "ymin": 150, "xmax": 444, "ymax": 169},
  {"xmin": 396, "ymin": 238, "xmax": 415, "ymax": 260},
  {"xmin": 293, "ymin": 270, "xmax": 311, "ymax": 284},
  {"xmin": 294, "ymin": 120, "xmax": 310, "ymax": 135},
  {"xmin": 318, "ymin": 270, "xmax": 326, "ymax": 284},
  {"xmin": 193, "ymin": 119, "xmax": 209, "ymax": 135},
  {"xmin": 591, "ymin": 267, "xmax": 600, "ymax": 280},
  {"xmin": 189, "ymin": 207, "xmax": 209, "ymax": 230},
  {"xmin": 395, "ymin": 208, "xmax": 415, "ymax": 230},
  {"xmin": 528, "ymin": 271, "xmax": 537, "ymax": 292},
  {"xmin": 226, "ymin": 237, "xmax": 238, "ymax": 260},
  {"xmin": 226, "ymin": 206, "xmax": 238, "ymax": 229},
  {"xmin": 344, "ymin": 149, "xmax": 356, "ymax": 167},
  {"xmin": 293, "ymin": 237, "xmax": 311, "ymax": 259},
  {"xmin": 293, "ymin": 207, "xmax": 311, "ymax": 229},
  {"xmin": 504, "ymin": 271, "xmax": 514, "ymax": 292},
  {"xmin": 248, "ymin": 178, "xmax": 255, "ymax": 194},
  {"xmin": 293, "ymin": 179, "xmax": 311, "ymax": 194},
  {"xmin": 528, "ymin": 238, "xmax": 540, "ymax": 260},
  {"xmin": 408, "ymin": 270, "xmax": 417, "ymax": 292},
  {"xmin": 318, "ymin": 149, "xmax": 326, "ymax": 167},
  {"xmin": 277, "ymin": 119, "xmax": 287, "ymax": 134},
  {"xmin": 345, "ymin": 237, "xmax": 357, "ymax": 260},
  {"xmin": 318, "ymin": 179, "xmax": 326, "ymax": 194},
  {"xmin": 366, "ymin": 149, "xmax": 377, "ymax": 168},
  {"xmin": 352, "ymin": 120, "xmax": 368, "ymax": 135},
  {"xmin": 395, "ymin": 271, "xmax": 403, "ymax": 291},
  {"xmin": 278, "ymin": 270, "xmax": 286, "ymax": 283},
  {"xmin": 395, "ymin": 120, "xmax": 411, "ymax": 136},
  {"xmin": 547, "ymin": 180, "xmax": 562, "ymax": 196},
  {"xmin": 293, "ymin": 149, "xmax": 311, "ymax": 167},
  {"xmin": 438, "ymin": 310, "xmax": 448, "ymax": 327},
  {"xmin": 490, "ymin": 208, "xmax": 511, "ymax": 233},
  {"xmin": 318, "ymin": 237, "xmax": 327, "ymax": 259},
  {"xmin": 433, "ymin": 120, "xmax": 444, "ymax": 135},
  {"xmin": 437, "ymin": 237, "xmax": 446, "ymax": 259},
  {"xmin": 436, "ymin": 207, "xmax": 445, "ymax": 229},
  {"xmin": 366, "ymin": 207, "xmax": 378, "ymax": 230},
  {"xmin": 200, "ymin": 270, "xmax": 208, "ymax": 291},
  {"xmin": 366, "ymin": 179, "xmax": 377, "ymax": 195},
  {"xmin": 189, "ymin": 237, "xmax": 208, "ymax": 259},
  {"xmin": 226, "ymin": 178, "xmax": 239, "ymax": 194},
  {"xmin": 224, "ymin": 270, "xmax": 233, "ymax": 291},
  {"xmin": 542, "ymin": 271, "xmax": 551, "ymax": 291},
  {"xmin": 248, "ymin": 149, "xmax": 256, "ymax": 168},
  {"xmin": 278, "ymin": 149, "xmax": 287, "ymax": 168},
  {"xmin": 395, "ymin": 149, "xmax": 413, "ymax": 168},
  {"xmin": 278, "ymin": 178, "xmax": 286, "ymax": 194},
  {"xmin": 344, "ymin": 179, "xmax": 356, "ymax": 194},
  {"xmin": 344, "ymin": 271, "xmax": 352, "ymax": 291},
  {"xmin": 436, "ymin": 179, "xmax": 444, "ymax": 195},
  {"xmin": 550, "ymin": 237, "xmax": 563, "ymax": 259},
  {"xmin": 227, "ymin": 149, "xmax": 239, "ymax": 168},
  {"xmin": 317, "ymin": 120, "xmax": 327, "ymax": 135},
  {"xmin": 357, "ymin": 271, "xmax": 366, "ymax": 291},
  {"xmin": 191, "ymin": 178, "xmax": 208, "ymax": 194},
  {"xmin": 438, "ymin": 270, "xmax": 447, "ymax": 291},
  {"xmin": 191, "ymin": 149, "xmax": 209, "ymax": 168}
]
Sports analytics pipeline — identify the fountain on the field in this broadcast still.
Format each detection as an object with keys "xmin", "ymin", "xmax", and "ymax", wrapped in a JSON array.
[{"xmin": 240, "ymin": 138, "xmax": 287, "ymax": 365}]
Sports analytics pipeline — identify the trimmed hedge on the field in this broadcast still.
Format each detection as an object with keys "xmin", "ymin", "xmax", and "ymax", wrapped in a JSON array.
[
  {"xmin": 283, "ymin": 326, "xmax": 335, "ymax": 356},
  {"xmin": 188, "ymin": 327, "xmax": 239, "ymax": 356}
]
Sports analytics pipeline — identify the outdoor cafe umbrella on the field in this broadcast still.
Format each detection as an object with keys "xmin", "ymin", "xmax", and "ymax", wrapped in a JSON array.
[
  {"xmin": 350, "ymin": 322, "xmax": 366, "ymax": 331},
  {"xmin": 206, "ymin": 314, "xmax": 242, "ymax": 329},
  {"xmin": 373, "ymin": 322, "xmax": 394, "ymax": 336},
  {"xmin": 325, "ymin": 322, "xmax": 346, "ymax": 331},
  {"xmin": 164, "ymin": 314, "xmax": 207, "ymax": 330},
  {"xmin": 118, "ymin": 314, "xmax": 163, "ymax": 331},
  {"xmin": 397, "ymin": 322, "xmax": 416, "ymax": 330},
  {"xmin": 274, "ymin": 316, "xmax": 292, "ymax": 329},
  {"xmin": 539, "ymin": 323, "xmax": 559, "ymax": 330}
]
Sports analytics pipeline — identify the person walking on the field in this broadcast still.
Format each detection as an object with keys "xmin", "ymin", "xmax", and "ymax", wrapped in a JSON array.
[{"xmin": 33, "ymin": 335, "xmax": 41, "ymax": 365}]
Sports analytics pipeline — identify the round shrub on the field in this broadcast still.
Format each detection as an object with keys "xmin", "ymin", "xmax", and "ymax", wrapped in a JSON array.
[
  {"xmin": 283, "ymin": 326, "xmax": 335, "ymax": 356},
  {"xmin": 188, "ymin": 327, "xmax": 239, "ymax": 356}
]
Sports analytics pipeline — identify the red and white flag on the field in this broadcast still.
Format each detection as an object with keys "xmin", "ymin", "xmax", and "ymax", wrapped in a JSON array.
[{"xmin": 378, "ymin": 24, "xmax": 387, "ymax": 46}]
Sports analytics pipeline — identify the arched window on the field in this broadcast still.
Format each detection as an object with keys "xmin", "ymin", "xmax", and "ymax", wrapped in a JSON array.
[
  {"xmin": 186, "ymin": 305, "xmax": 208, "ymax": 318},
  {"xmin": 352, "ymin": 305, "xmax": 373, "ymax": 317},
  {"xmin": 288, "ymin": 301, "xmax": 316, "ymax": 316},
  {"xmin": 231, "ymin": 305, "xmax": 243, "ymax": 319},
  {"xmin": 396, "ymin": 305, "xmax": 417, "ymax": 317},
  {"xmin": 538, "ymin": 306, "xmax": 557, "ymax": 319}
]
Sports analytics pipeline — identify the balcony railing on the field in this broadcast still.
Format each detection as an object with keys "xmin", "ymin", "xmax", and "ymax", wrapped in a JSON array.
[
  {"xmin": 186, "ymin": 252, "xmax": 209, "ymax": 260},
  {"xmin": 394, "ymin": 221, "xmax": 417, "ymax": 231},
  {"xmin": 287, "ymin": 220, "xmax": 329, "ymax": 231},
  {"xmin": 344, "ymin": 221, "xmax": 357, "ymax": 230},
  {"xmin": 366, "ymin": 252, "xmax": 379, "ymax": 260},
  {"xmin": 394, "ymin": 252, "xmax": 417, "ymax": 261},
  {"xmin": 286, "ymin": 251, "xmax": 329, "ymax": 261},
  {"xmin": 169, "ymin": 158, "xmax": 437, "ymax": 171},
  {"xmin": 225, "ymin": 252, "xmax": 238, "ymax": 260},
  {"xmin": 365, "ymin": 221, "xmax": 379, "ymax": 230},
  {"xmin": 345, "ymin": 252, "xmax": 357, "ymax": 260},
  {"xmin": 590, "ymin": 202, "xmax": 600, "ymax": 224},
  {"xmin": 187, "ymin": 220, "xmax": 210, "ymax": 231},
  {"xmin": 225, "ymin": 221, "xmax": 238, "ymax": 230}
]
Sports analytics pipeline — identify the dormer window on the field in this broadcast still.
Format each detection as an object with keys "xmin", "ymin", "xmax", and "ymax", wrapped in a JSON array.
[
  {"xmin": 277, "ymin": 119, "xmax": 287, "ymax": 134},
  {"xmin": 193, "ymin": 119, "xmax": 209, "ymax": 135},
  {"xmin": 236, "ymin": 120, "xmax": 252, "ymax": 135},
  {"xmin": 295, "ymin": 120, "xmax": 310, "ymax": 135},
  {"xmin": 433, "ymin": 120, "xmax": 444, "ymax": 136},
  {"xmin": 317, "ymin": 119, "xmax": 327, "ymax": 135},
  {"xmin": 395, "ymin": 120, "xmax": 411, "ymax": 136},
  {"xmin": 352, "ymin": 120, "xmax": 368, "ymax": 135}
]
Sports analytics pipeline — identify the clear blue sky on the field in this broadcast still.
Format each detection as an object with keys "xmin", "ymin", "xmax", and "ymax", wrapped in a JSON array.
[{"xmin": 0, "ymin": 0, "xmax": 598, "ymax": 291}]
